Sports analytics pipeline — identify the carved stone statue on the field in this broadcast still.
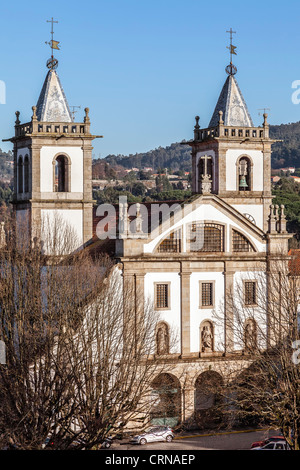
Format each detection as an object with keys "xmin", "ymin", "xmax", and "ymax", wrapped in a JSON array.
[
  {"xmin": 157, "ymin": 323, "xmax": 169, "ymax": 355},
  {"xmin": 135, "ymin": 203, "xmax": 143, "ymax": 233},
  {"xmin": 244, "ymin": 320, "xmax": 256, "ymax": 352},
  {"xmin": 201, "ymin": 322, "xmax": 214, "ymax": 353}
]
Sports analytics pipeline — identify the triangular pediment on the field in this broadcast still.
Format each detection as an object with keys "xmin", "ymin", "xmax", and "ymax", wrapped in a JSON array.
[{"xmin": 143, "ymin": 194, "xmax": 266, "ymax": 254}]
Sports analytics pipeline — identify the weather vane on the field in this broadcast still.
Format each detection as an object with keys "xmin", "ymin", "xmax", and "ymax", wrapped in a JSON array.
[
  {"xmin": 45, "ymin": 17, "xmax": 60, "ymax": 70},
  {"xmin": 225, "ymin": 28, "xmax": 237, "ymax": 76}
]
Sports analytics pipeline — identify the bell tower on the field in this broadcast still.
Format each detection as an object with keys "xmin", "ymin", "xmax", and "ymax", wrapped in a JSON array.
[
  {"xmin": 189, "ymin": 32, "xmax": 275, "ymax": 232},
  {"xmin": 5, "ymin": 23, "xmax": 101, "ymax": 252}
]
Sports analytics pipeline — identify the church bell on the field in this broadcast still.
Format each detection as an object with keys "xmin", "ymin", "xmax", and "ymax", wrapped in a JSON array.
[{"xmin": 239, "ymin": 175, "xmax": 248, "ymax": 189}]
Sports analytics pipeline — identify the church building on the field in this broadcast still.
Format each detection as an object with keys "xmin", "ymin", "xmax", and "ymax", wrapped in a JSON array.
[{"xmin": 6, "ymin": 43, "xmax": 292, "ymax": 427}]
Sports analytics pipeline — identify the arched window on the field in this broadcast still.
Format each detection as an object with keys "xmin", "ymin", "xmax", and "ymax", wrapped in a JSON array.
[
  {"xmin": 188, "ymin": 223, "xmax": 224, "ymax": 252},
  {"xmin": 232, "ymin": 229, "xmax": 255, "ymax": 252},
  {"xmin": 157, "ymin": 229, "xmax": 181, "ymax": 253},
  {"xmin": 24, "ymin": 155, "xmax": 29, "ymax": 193},
  {"xmin": 54, "ymin": 155, "xmax": 70, "ymax": 192},
  {"xmin": 237, "ymin": 156, "xmax": 252, "ymax": 191},
  {"xmin": 18, "ymin": 156, "xmax": 23, "ymax": 194}
]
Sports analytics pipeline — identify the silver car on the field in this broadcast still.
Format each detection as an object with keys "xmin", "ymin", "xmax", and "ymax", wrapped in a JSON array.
[
  {"xmin": 252, "ymin": 440, "xmax": 290, "ymax": 450},
  {"xmin": 129, "ymin": 425, "xmax": 174, "ymax": 445}
]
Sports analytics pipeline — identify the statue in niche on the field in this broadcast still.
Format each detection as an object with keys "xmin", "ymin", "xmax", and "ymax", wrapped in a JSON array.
[
  {"xmin": 157, "ymin": 323, "xmax": 169, "ymax": 355},
  {"xmin": 201, "ymin": 322, "xmax": 214, "ymax": 353},
  {"xmin": 244, "ymin": 319, "xmax": 257, "ymax": 352}
]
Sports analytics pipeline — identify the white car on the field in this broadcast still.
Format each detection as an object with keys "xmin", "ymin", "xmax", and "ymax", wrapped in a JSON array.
[
  {"xmin": 252, "ymin": 440, "xmax": 290, "ymax": 450},
  {"xmin": 129, "ymin": 425, "xmax": 174, "ymax": 445}
]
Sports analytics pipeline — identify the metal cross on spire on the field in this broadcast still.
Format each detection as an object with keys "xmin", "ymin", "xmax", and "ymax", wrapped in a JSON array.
[
  {"xmin": 225, "ymin": 28, "xmax": 237, "ymax": 76},
  {"xmin": 45, "ymin": 17, "xmax": 60, "ymax": 70}
]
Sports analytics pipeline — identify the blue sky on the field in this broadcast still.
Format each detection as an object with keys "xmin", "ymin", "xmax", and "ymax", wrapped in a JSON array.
[{"xmin": 1, "ymin": 0, "xmax": 300, "ymax": 158}]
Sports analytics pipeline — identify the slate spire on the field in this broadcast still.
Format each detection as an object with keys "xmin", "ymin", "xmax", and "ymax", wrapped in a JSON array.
[
  {"xmin": 209, "ymin": 74, "xmax": 253, "ymax": 128},
  {"xmin": 36, "ymin": 69, "xmax": 72, "ymax": 122}
]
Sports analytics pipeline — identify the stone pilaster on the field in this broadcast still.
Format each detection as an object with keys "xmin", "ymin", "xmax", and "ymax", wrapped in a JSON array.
[
  {"xmin": 180, "ymin": 265, "xmax": 191, "ymax": 357},
  {"xmin": 224, "ymin": 266, "xmax": 235, "ymax": 353},
  {"xmin": 181, "ymin": 387, "xmax": 195, "ymax": 423}
]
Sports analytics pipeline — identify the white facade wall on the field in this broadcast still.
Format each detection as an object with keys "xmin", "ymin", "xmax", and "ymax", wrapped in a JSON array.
[
  {"xmin": 233, "ymin": 271, "xmax": 268, "ymax": 351},
  {"xmin": 189, "ymin": 271, "xmax": 225, "ymax": 353},
  {"xmin": 41, "ymin": 208, "xmax": 83, "ymax": 249},
  {"xmin": 232, "ymin": 204, "xmax": 264, "ymax": 230},
  {"xmin": 144, "ymin": 272, "xmax": 181, "ymax": 354}
]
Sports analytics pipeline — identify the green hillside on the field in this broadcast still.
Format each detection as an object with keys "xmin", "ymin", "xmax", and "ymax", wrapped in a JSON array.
[{"xmin": 98, "ymin": 121, "xmax": 300, "ymax": 172}]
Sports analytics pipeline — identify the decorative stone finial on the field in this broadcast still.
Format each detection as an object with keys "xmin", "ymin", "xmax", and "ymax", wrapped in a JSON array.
[
  {"xmin": 15, "ymin": 111, "xmax": 20, "ymax": 125},
  {"xmin": 194, "ymin": 116, "xmax": 200, "ymax": 129},
  {"xmin": 84, "ymin": 107, "xmax": 90, "ymax": 123},
  {"xmin": 218, "ymin": 110, "xmax": 224, "ymax": 125},
  {"xmin": 32, "ymin": 106, "xmax": 37, "ymax": 120},
  {"xmin": 268, "ymin": 204, "xmax": 277, "ymax": 233}
]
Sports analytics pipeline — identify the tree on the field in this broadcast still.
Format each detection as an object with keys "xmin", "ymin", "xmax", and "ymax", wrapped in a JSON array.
[
  {"xmin": 0, "ymin": 216, "xmax": 174, "ymax": 450},
  {"xmin": 212, "ymin": 251, "xmax": 300, "ymax": 449}
]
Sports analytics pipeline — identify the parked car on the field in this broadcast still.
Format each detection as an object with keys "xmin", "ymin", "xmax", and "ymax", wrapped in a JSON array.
[
  {"xmin": 251, "ymin": 440, "xmax": 290, "ymax": 450},
  {"xmin": 251, "ymin": 436, "xmax": 285, "ymax": 449},
  {"xmin": 129, "ymin": 425, "xmax": 174, "ymax": 445}
]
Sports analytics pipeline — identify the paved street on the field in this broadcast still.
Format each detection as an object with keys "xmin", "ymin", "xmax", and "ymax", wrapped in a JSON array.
[{"xmin": 111, "ymin": 429, "xmax": 280, "ymax": 451}]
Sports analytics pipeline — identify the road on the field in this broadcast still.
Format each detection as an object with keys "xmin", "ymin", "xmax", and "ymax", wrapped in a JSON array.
[{"xmin": 111, "ymin": 429, "xmax": 281, "ymax": 451}]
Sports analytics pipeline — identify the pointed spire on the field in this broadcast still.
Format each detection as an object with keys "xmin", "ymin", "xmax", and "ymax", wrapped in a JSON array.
[
  {"xmin": 36, "ymin": 69, "xmax": 72, "ymax": 122},
  {"xmin": 209, "ymin": 74, "xmax": 253, "ymax": 128}
]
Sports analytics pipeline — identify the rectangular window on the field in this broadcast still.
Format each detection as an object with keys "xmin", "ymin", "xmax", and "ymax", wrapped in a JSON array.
[
  {"xmin": 244, "ymin": 281, "xmax": 257, "ymax": 306},
  {"xmin": 155, "ymin": 283, "xmax": 170, "ymax": 309},
  {"xmin": 200, "ymin": 281, "xmax": 214, "ymax": 308}
]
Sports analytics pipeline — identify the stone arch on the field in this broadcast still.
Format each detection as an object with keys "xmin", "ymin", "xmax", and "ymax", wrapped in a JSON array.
[
  {"xmin": 200, "ymin": 320, "xmax": 214, "ymax": 353},
  {"xmin": 232, "ymin": 228, "xmax": 256, "ymax": 253},
  {"xmin": 194, "ymin": 370, "xmax": 223, "ymax": 428},
  {"xmin": 151, "ymin": 373, "xmax": 181, "ymax": 426},
  {"xmin": 52, "ymin": 153, "xmax": 71, "ymax": 192},
  {"xmin": 155, "ymin": 228, "xmax": 182, "ymax": 254},
  {"xmin": 236, "ymin": 154, "xmax": 253, "ymax": 191},
  {"xmin": 155, "ymin": 321, "xmax": 170, "ymax": 355}
]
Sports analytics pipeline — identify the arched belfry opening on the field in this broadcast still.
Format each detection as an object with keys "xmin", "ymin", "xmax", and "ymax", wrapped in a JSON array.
[
  {"xmin": 237, "ymin": 156, "xmax": 252, "ymax": 191},
  {"xmin": 197, "ymin": 154, "xmax": 214, "ymax": 194},
  {"xmin": 54, "ymin": 155, "xmax": 70, "ymax": 192},
  {"xmin": 24, "ymin": 155, "xmax": 29, "ymax": 193},
  {"xmin": 18, "ymin": 156, "xmax": 23, "ymax": 194}
]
